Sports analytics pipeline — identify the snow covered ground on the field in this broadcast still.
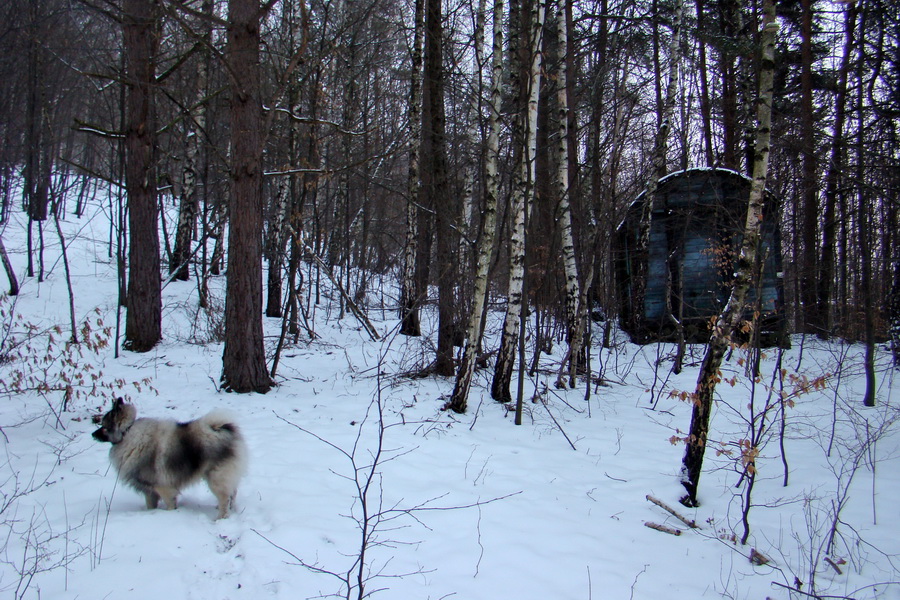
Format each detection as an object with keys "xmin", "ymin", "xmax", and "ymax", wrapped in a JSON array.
[{"xmin": 1, "ymin": 185, "xmax": 899, "ymax": 599}]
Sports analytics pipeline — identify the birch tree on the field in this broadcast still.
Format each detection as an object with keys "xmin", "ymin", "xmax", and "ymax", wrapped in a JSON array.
[
  {"xmin": 170, "ymin": 0, "xmax": 212, "ymax": 282},
  {"xmin": 265, "ymin": 170, "xmax": 291, "ymax": 317},
  {"xmin": 265, "ymin": 0, "xmax": 306, "ymax": 318},
  {"xmin": 491, "ymin": 0, "xmax": 545, "ymax": 404},
  {"xmin": 680, "ymin": 0, "xmax": 778, "ymax": 506},
  {"xmin": 552, "ymin": 0, "xmax": 581, "ymax": 389},
  {"xmin": 400, "ymin": 0, "xmax": 424, "ymax": 337},
  {"xmin": 458, "ymin": 0, "xmax": 488, "ymax": 251},
  {"xmin": 446, "ymin": 0, "xmax": 503, "ymax": 414}
]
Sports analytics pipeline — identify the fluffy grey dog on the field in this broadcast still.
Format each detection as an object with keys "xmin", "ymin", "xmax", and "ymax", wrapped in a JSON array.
[{"xmin": 92, "ymin": 398, "xmax": 247, "ymax": 519}]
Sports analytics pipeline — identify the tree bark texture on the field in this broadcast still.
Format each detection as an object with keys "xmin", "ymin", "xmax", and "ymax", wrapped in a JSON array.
[
  {"xmin": 170, "ymin": 0, "xmax": 212, "ymax": 282},
  {"xmin": 400, "ymin": 0, "xmax": 424, "ymax": 337},
  {"xmin": 491, "ymin": 0, "xmax": 544, "ymax": 402},
  {"xmin": 799, "ymin": 0, "xmax": 820, "ymax": 334},
  {"xmin": 423, "ymin": 0, "xmax": 456, "ymax": 376},
  {"xmin": 681, "ymin": 0, "xmax": 777, "ymax": 506},
  {"xmin": 265, "ymin": 171, "xmax": 291, "ymax": 317},
  {"xmin": 122, "ymin": 0, "xmax": 162, "ymax": 353},
  {"xmin": 459, "ymin": 0, "xmax": 488, "ymax": 251},
  {"xmin": 23, "ymin": 0, "xmax": 51, "ymax": 225},
  {"xmin": 855, "ymin": 5, "xmax": 875, "ymax": 407},
  {"xmin": 718, "ymin": 0, "xmax": 742, "ymax": 171},
  {"xmin": 0, "ymin": 235, "xmax": 19, "ymax": 295},
  {"xmin": 221, "ymin": 0, "xmax": 273, "ymax": 394},
  {"xmin": 553, "ymin": 0, "xmax": 582, "ymax": 388},
  {"xmin": 447, "ymin": 0, "xmax": 503, "ymax": 413}
]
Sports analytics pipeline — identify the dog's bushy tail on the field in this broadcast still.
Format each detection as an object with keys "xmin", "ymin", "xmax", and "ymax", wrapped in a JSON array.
[
  {"xmin": 199, "ymin": 410, "xmax": 242, "ymax": 435},
  {"xmin": 196, "ymin": 410, "xmax": 247, "ymax": 477}
]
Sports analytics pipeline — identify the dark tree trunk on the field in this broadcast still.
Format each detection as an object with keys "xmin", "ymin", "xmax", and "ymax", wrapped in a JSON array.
[
  {"xmin": 0, "ymin": 235, "xmax": 19, "ymax": 295},
  {"xmin": 24, "ymin": 0, "xmax": 50, "ymax": 225},
  {"xmin": 122, "ymin": 0, "xmax": 162, "ymax": 353},
  {"xmin": 858, "ymin": 182, "xmax": 876, "ymax": 407},
  {"xmin": 681, "ymin": 0, "xmax": 777, "ymax": 506},
  {"xmin": 695, "ymin": 0, "xmax": 714, "ymax": 166},
  {"xmin": 24, "ymin": 1, "xmax": 51, "ymax": 282},
  {"xmin": 819, "ymin": 2, "xmax": 856, "ymax": 339},
  {"xmin": 423, "ymin": 0, "xmax": 456, "ymax": 376},
  {"xmin": 221, "ymin": 0, "xmax": 272, "ymax": 394},
  {"xmin": 718, "ymin": 0, "xmax": 740, "ymax": 171},
  {"xmin": 855, "ymin": 5, "xmax": 875, "ymax": 406},
  {"xmin": 799, "ymin": 0, "xmax": 820, "ymax": 334}
]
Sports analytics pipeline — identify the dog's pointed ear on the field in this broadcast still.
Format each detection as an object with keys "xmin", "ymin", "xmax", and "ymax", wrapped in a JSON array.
[{"xmin": 114, "ymin": 397, "xmax": 125, "ymax": 409}]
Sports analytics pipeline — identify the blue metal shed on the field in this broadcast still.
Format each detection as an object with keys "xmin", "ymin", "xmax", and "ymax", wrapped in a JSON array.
[{"xmin": 615, "ymin": 168, "xmax": 785, "ymax": 345}]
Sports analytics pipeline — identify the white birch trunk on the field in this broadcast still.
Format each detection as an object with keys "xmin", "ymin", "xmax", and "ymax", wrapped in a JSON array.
[
  {"xmin": 266, "ymin": 171, "xmax": 291, "ymax": 311},
  {"xmin": 447, "ymin": 0, "xmax": 504, "ymax": 413},
  {"xmin": 552, "ymin": 0, "xmax": 582, "ymax": 389},
  {"xmin": 491, "ymin": 0, "xmax": 545, "ymax": 402},
  {"xmin": 459, "ymin": 0, "xmax": 488, "ymax": 246},
  {"xmin": 400, "ymin": 0, "xmax": 424, "ymax": 337},
  {"xmin": 171, "ymin": 0, "xmax": 211, "ymax": 281}
]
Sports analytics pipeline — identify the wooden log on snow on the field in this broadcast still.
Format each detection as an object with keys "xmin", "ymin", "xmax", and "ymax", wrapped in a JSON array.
[
  {"xmin": 646, "ymin": 494, "xmax": 700, "ymax": 529},
  {"xmin": 644, "ymin": 521, "xmax": 682, "ymax": 536}
]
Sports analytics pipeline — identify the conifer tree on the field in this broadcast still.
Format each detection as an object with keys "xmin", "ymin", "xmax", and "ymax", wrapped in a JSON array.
[{"xmin": 221, "ymin": 0, "xmax": 272, "ymax": 394}]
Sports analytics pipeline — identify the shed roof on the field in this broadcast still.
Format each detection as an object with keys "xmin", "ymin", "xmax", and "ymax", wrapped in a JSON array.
[{"xmin": 620, "ymin": 167, "xmax": 764, "ymax": 231}]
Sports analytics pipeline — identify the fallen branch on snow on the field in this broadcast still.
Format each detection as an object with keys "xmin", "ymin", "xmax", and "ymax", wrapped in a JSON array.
[
  {"xmin": 646, "ymin": 494, "xmax": 700, "ymax": 529},
  {"xmin": 644, "ymin": 521, "xmax": 681, "ymax": 536}
]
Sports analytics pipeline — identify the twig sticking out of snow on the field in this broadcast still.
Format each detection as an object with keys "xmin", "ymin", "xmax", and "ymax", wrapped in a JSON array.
[{"xmin": 823, "ymin": 556, "xmax": 842, "ymax": 574}]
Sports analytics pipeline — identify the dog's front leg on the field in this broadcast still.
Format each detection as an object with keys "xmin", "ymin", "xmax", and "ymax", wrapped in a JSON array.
[
  {"xmin": 144, "ymin": 490, "xmax": 160, "ymax": 510},
  {"xmin": 156, "ymin": 487, "xmax": 179, "ymax": 510}
]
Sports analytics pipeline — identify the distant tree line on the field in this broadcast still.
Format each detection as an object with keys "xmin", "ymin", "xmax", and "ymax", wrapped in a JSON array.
[{"xmin": 0, "ymin": 0, "xmax": 898, "ymax": 400}]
